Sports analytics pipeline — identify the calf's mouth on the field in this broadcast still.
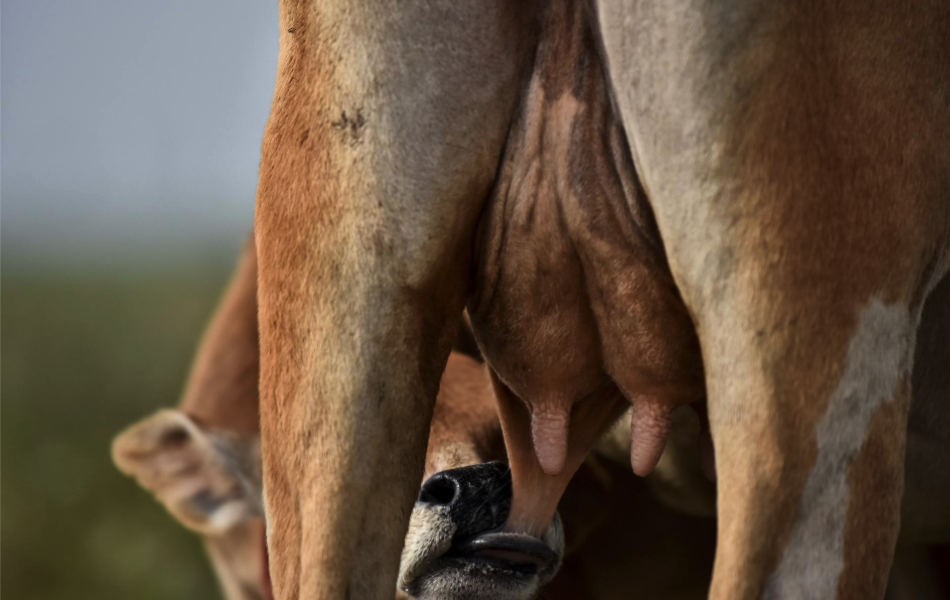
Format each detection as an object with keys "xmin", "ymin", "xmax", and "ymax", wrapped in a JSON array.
[
  {"xmin": 451, "ymin": 532, "xmax": 557, "ymax": 574},
  {"xmin": 398, "ymin": 461, "xmax": 564, "ymax": 600}
]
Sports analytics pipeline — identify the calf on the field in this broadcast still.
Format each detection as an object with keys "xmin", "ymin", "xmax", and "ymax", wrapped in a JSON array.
[{"xmin": 112, "ymin": 238, "xmax": 718, "ymax": 600}]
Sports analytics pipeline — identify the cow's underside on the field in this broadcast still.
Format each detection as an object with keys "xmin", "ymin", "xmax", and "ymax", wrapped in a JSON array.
[{"xmin": 253, "ymin": 0, "xmax": 950, "ymax": 598}]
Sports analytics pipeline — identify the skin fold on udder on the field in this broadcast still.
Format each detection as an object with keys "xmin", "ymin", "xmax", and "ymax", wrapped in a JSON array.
[{"xmin": 468, "ymin": 0, "xmax": 705, "ymax": 536}]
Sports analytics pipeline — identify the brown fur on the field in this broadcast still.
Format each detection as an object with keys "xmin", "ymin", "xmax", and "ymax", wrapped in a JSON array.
[
  {"xmin": 255, "ymin": 0, "xmax": 950, "ymax": 597},
  {"xmin": 594, "ymin": 1, "xmax": 950, "ymax": 596},
  {"xmin": 180, "ymin": 236, "xmax": 261, "ymax": 433},
  {"xmin": 840, "ymin": 394, "xmax": 909, "ymax": 599},
  {"xmin": 255, "ymin": 2, "xmax": 541, "ymax": 597}
]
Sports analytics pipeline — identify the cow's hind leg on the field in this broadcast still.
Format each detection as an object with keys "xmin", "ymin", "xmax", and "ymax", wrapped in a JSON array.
[
  {"xmin": 702, "ymin": 292, "xmax": 923, "ymax": 599},
  {"xmin": 255, "ymin": 2, "xmax": 538, "ymax": 598},
  {"xmin": 595, "ymin": 0, "xmax": 950, "ymax": 596}
]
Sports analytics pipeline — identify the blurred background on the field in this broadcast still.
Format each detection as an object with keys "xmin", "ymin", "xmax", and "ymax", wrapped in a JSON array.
[{"xmin": 2, "ymin": 1, "xmax": 278, "ymax": 598}]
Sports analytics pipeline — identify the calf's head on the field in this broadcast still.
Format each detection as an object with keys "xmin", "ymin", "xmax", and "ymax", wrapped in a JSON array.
[
  {"xmin": 113, "ymin": 352, "xmax": 564, "ymax": 600},
  {"xmin": 396, "ymin": 353, "xmax": 564, "ymax": 600},
  {"xmin": 110, "ymin": 236, "xmax": 564, "ymax": 600}
]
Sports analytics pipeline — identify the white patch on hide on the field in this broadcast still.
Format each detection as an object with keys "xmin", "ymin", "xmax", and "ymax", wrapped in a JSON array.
[{"xmin": 764, "ymin": 299, "xmax": 915, "ymax": 599}]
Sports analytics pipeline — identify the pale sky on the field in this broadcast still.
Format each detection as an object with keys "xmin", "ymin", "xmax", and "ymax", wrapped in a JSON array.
[{"xmin": 1, "ymin": 0, "xmax": 280, "ymax": 267}]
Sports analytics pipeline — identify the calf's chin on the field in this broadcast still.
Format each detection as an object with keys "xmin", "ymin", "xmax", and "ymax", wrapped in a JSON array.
[
  {"xmin": 397, "ymin": 463, "xmax": 564, "ymax": 600},
  {"xmin": 399, "ymin": 504, "xmax": 564, "ymax": 600}
]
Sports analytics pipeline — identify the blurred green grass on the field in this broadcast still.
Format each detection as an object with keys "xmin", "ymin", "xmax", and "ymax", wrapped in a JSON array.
[{"xmin": 2, "ymin": 265, "xmax": 235, "ymax": 600}]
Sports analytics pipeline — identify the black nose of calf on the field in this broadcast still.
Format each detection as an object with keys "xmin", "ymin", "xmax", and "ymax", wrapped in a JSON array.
[{"xmin": 418, "ymin": 461, "xmax": 512, "ymax": 537}]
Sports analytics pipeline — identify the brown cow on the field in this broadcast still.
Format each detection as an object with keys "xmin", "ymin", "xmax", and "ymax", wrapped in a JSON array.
[
  {"xmin": 112, "ymin": 239, "xmax": 718, "ymax": 600},
  {"xmin": 253, "ymin": 0, "xmax": 950, "ymax": 598}
]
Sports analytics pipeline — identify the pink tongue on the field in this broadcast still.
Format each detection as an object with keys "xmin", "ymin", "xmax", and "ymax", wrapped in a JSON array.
[{"xmin": 629, "ymin": 400, "xmax": 674, "ymax": 477}]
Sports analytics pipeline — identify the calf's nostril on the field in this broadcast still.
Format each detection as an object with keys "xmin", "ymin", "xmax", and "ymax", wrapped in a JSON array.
[
  {"xmin": 417, "ymin": 462, "xmax": 512, "ymax": 535},
  {"xmin": 418, "ymin": 474, "xmax": 458, "ymax": 506}
]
